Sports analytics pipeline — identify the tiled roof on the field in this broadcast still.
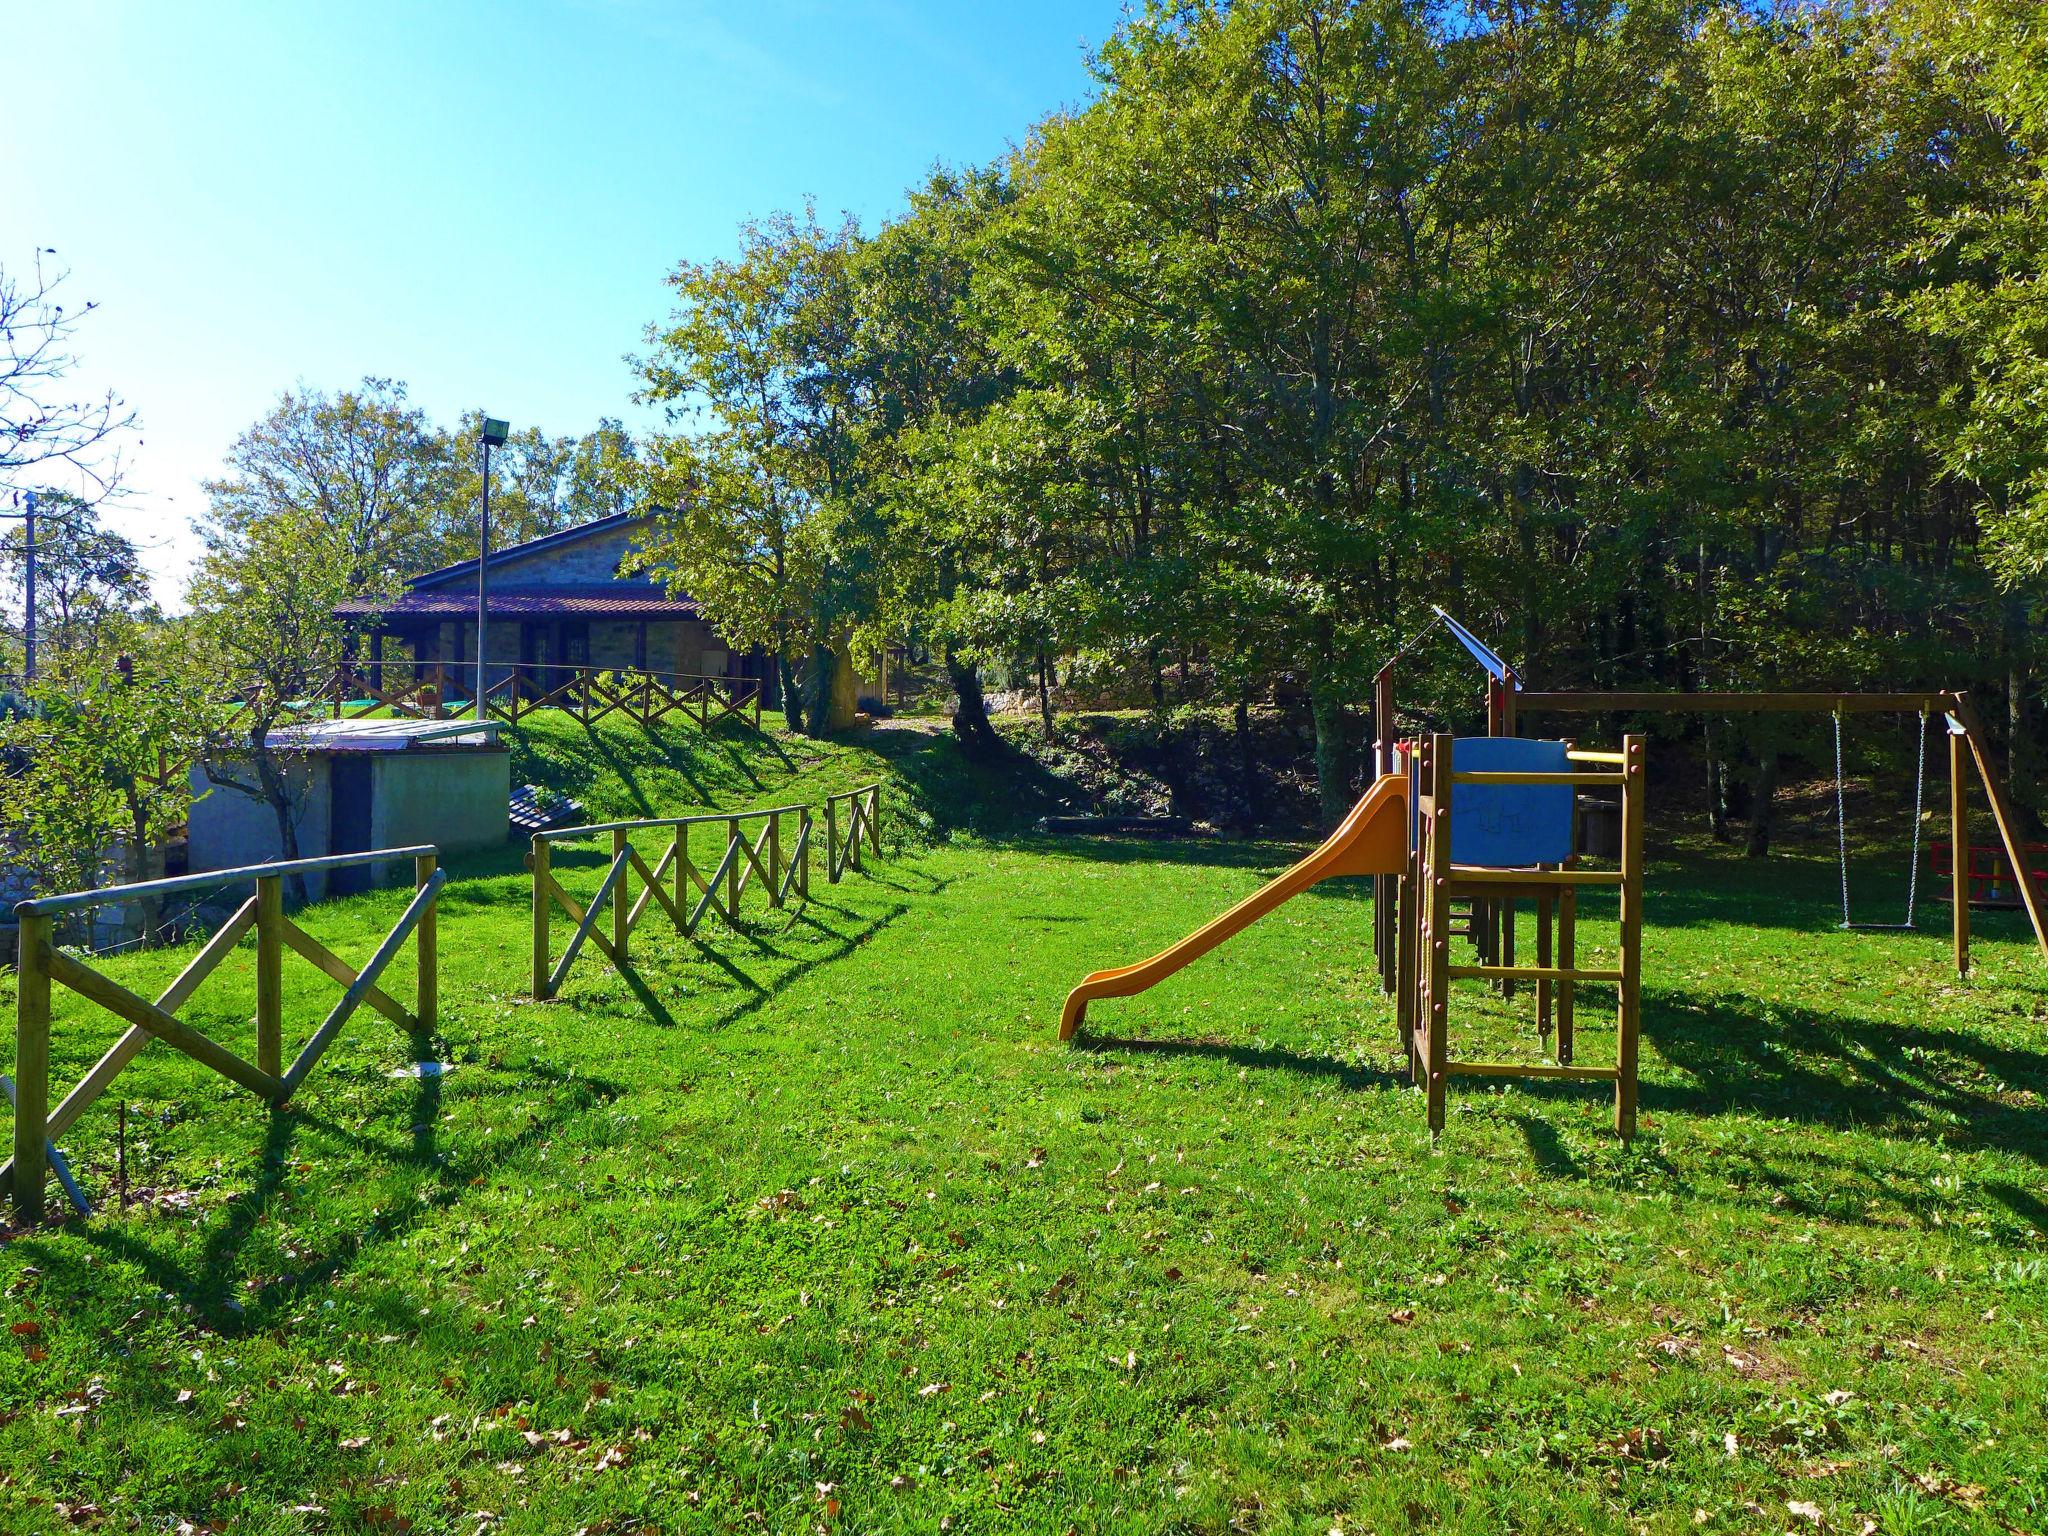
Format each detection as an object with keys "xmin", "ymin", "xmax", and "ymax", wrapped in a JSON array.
[{"xmin": 334, "ymin": 586, "xmax": 701, "ymax": 620}]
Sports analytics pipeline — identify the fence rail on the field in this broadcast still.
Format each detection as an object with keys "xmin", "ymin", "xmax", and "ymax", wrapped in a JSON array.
[
  {"xmin": 308, "ymin": 661, "xmax": 765, "ymax": 732},
  {"xmin": 825, "ymin": 783, "xmax": 883, "ymax": 882},
  {"xmin": 8, "ymin": 846, "xmax": 443, "ymax": 1223},
  {"xmin": 529, "ymin": 783, "xmax": 884, "ymax": 1000}
]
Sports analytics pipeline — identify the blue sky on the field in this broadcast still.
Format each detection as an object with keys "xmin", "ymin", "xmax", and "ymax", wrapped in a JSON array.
[{"xmin": 8, "ymin": 1, "xmax": 1119, "ymax": 606}]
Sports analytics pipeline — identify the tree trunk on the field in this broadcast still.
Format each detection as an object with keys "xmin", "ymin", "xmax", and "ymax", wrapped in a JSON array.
[
  {"xmin": 1744, "ymin": 751, "xmax": 1781, "ymax": 858},
  {"xmin": 802, "ymin": 643, "xmax": 836, "ymax": 738},
  {"xmin": 1308, "ymin": 670, "xmax": 1352, "ymax": 832},
  {"xmin": 1234, "ymin": 691, "xmax": 1261, "ymax": 832},
  {"xmin": 1704, "ymin": 718, "xmax": 1729, "ymax": 842},
  {"xmin": 1036, "ymin": 650, "xmax": 1054, "ymax": 742},
  {"xmin": 946, "ymin": 648, "xmax": 999, "ymax": 758},
  {"xmin": 780, "ymin": 655, "xmax": 804, "ymax": 733},
  {"xmin": 126, "ymin": 799, "xmax": 161, "ymax": 945}
]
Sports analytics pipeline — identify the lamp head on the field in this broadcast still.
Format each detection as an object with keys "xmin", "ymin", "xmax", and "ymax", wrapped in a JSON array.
[{"xmin": 481, "ymin": 417, "xmax": 511, "ymax": 448}]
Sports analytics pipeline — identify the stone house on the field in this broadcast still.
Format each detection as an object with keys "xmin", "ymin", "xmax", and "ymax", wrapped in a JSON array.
[{"xmin": 332, "ymin": 511, "xmax": 767, "ymax": 698}]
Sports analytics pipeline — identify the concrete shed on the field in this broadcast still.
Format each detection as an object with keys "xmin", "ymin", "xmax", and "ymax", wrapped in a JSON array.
[{"xmin": 190, "ymin": 718, "xmax": 511, "ymax": 901}]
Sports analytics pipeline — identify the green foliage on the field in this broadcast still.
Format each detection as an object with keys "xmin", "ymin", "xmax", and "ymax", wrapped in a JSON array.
[
  {"xmin": 200, "ymin": 378, "xmax": 655, "ymax": 603},
  {"xmin": 634, "ymin": 209, "xmax": 883, "ymax": 733},
  {"xmin": 0, "ymin": 492, "xmax": 153, "ymax": 665},
  {"xmin": 642, "ymin": 0, "xmax": 2048, "ymax": 821},
  {"xmin": 0, "ymin": 636, "xmax": 218, "ymax": 898}
]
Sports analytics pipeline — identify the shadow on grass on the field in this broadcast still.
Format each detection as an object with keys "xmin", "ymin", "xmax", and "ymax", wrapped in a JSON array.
[
  {"xmin": 1069, "ymin": 1032, "xmax": 1404, "ymax": 1094},
  {"xmin": 538, "ymin": 867, "xmax": 949, "ymax": 1035},
  {"xmin": 32, "ymin": 1061, "xmax": 621, "ymax": 1337},
  {"xmin": 1640, "ymin": 989, "xmax": 2048, "ymax": 1167}
]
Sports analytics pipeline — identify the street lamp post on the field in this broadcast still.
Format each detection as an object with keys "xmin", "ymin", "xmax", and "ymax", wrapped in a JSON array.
[
  {"xmin": 21, "ymin": 490, "xmax": 34, "ymax": 683},
  {"xmin": 477, "ymin": 417, "xmax": 510, "ymax": 719}
]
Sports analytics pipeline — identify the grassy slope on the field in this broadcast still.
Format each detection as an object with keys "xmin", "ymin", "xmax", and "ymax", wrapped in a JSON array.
[{"xmin": 0, "ymin": 711, "xmax": 2042, "ymax": 1535}]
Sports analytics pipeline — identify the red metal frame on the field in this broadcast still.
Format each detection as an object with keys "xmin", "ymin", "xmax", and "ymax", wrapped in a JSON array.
[{"xmin": 1930, "ymin": 839, "xmax": 2048, "ymax": 909}]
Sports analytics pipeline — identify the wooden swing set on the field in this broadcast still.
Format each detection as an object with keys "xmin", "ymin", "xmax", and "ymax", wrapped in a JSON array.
[{"xmin": 1373, "ymin": 608, "xmax": 2048, "ymax": 979}]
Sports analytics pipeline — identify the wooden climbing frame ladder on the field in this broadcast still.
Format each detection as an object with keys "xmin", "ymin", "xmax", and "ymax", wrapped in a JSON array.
[{"xmin": 1406, "ymin": 733, "xmax": 1647, "ymax": 1140}]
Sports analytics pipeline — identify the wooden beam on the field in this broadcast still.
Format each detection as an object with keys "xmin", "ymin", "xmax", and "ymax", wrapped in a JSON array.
[
  {"xmin": 415, "ymin": 853, "xmax": 438, "ymax": 1033},
  {"xmin": 550, "ymin": 851, "xmax": 631, "ymax": 995},
  {"xmin": 1445, "ymin": 1060, "xmax": 1619, "ymax": 1082},
  {"xmin": 1451, "ymin": 868, "xmax": 1625, "ymax": 887},
  {"xmin": 34, "ymin": 897, "xmax": 258, "ymax": 1148},
  {"xmin": 1949, "ymin": 693, "xmax": 2048, "ymax": 964},
  {"xmin": 530, "ymin": 837, "xmax": 553, "ymax": 1000},
  {"xmin": 1950, "ymin": 725, "xmax": 1970, "ymax": 977},
  {"xmin": 11, "ymin": 912, "xmax": 52, "ymax": 1223},
  {"xmin": 1519, "ymin": 690, "xmax": 1951, "ymax": 714},
  {"xmin": 278, "ymin": 918, "xmax": 414, "ymax": 1029},
  {"xmin": 45, "ymin": 949, "xmax": 282, "ymax": 1102},
  {"xmin": 255, "ymin": 875, "xmax": 283, "ymax": 1077},
  {"xmin": 280, "ymin": 871, "xmax": 445, "ymax": 1099}
]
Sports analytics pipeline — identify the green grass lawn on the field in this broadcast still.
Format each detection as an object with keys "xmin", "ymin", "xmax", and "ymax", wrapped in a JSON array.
[{"xmin": 1, "ymin": 712, "xmax": 2043, "ymax": 1534}]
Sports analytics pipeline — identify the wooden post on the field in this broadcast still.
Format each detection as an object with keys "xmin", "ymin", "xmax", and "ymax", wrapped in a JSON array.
[
  {"xmin": 1949, "ymin": 692, "xmax": 2048, "ymax": 964},
  {"xmin": 12, "ymin": 911, "xmax": 52, "ymax": 1224},
  {"xmin": 1615, "ymin": 733, "xmax": 1646, "ymax": 1142},
  {"xmin": 255, "ymin": 875, "xmax": 283, "ymax": 1079},
  {"xmin": 867, "ymin": 787, "xmax": 882, "ymax": 855},
  {"xmin": 727, "ymin": 816, "xmax": 741, "ymax": 915},
  {"xmin": 799, "ymin": 808, "xmax": 812, "ymax": 900},
  {"xmin": 531, "ymin": 837, "xmax": 551, "ymax": 999},
  {"xmin": 768, "ymin": 810, "xmax": 783, "ymax": 908},
  {"xmin": 414, "ymin": 853, "xmax": 438, "ymax": 1031},
  {"xmin": 1396, "ymin": 846, "xmax": 1417, "ymax": 1077},
  {"xmin": 1424, "ymin": 734, "xmax": 1454, "ymax": 1136},
  {"xmin": 1948, "ymin": 722, "xmax": 1970, "ymax": 977},
  {"xmin": 1535, "ymin": 891, "xmax": 1553, "ymax": 1041},
  {"xmin": 1556, "ymin": 884, "xmax": 1576, "ymax": 1065},
  {"xmin": 826, "ymin": 797, "xmax": 839, "ymax": 884},
  {"xmin": 611, "ymin": 828, "xmax": 631, "ymax": 963},
  {"xmin": 674, "ymin": 824, "xmax": 687, "ymax": 927},
  {"xmin": 1373, "ymin": 665, "xmax": 1398, "ymax": 994}
]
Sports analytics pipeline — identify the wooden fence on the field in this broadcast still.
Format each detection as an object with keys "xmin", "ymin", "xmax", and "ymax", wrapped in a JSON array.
[
  {"xmin": 8, "ymin": 847, "xmax": 445, "ymax": 1224},
  {"xmin": 481, "ymin": 663, "xmax": 764, "ymax": 732},
  {"xmin": 309, "ymin": 661, "xmax": 765, "ymax": 732},
  {"xmin": 529, "ymin": 783, "xmax": 884, "ymax": 1000},
  {"xmin": 825, "ymin": 782, "xmax": 883, "ymax": 882}
]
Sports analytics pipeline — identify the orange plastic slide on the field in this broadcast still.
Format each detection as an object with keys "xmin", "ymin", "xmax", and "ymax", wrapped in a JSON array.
[{"xmin": 1058, "ymin": 772, "xmax": 1410, "ymax": 1039}]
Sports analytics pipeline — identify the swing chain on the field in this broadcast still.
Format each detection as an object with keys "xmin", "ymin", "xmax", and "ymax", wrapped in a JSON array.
[
  {"xmin": 1834, "ymin": 711, "xmax": 1852, "ymax": 930},
  {"xmin": 1835, "ymin": 707, "xmax": 1927, "ymax": 932}
]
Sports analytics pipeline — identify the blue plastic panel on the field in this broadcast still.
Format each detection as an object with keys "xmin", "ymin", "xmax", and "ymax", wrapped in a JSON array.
[{"xmin": 1409, "ymin": 737, "xmax": 1576, "ymax": 867}]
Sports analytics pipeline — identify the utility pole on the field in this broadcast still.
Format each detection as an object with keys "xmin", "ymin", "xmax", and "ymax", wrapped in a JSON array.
[
  {"xmin": 477, "ymin": 417, "xmax": 509, "ymax": 719},
  {"xmin": 2, "ymin": 489, "xmax": 40, "ymax": 684}
]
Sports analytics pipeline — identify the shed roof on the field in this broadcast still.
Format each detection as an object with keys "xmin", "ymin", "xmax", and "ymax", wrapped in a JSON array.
[{"xmin": 264, "ymin": 718, "xmax": 505, "ymax": 754}]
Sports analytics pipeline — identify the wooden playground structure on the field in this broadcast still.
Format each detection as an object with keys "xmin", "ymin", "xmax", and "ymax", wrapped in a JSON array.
[
  {"xmin": 1400, "ymin": 732, "xmax": 1648, "ymax": 1137},
  {"xmin": 1059, "ymin": 720, "xmax": 1651, "ymax": 1137},
  {"xmin": 1060, "ymin": 607, "xmax": 2045, "ymax": 1142}
]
